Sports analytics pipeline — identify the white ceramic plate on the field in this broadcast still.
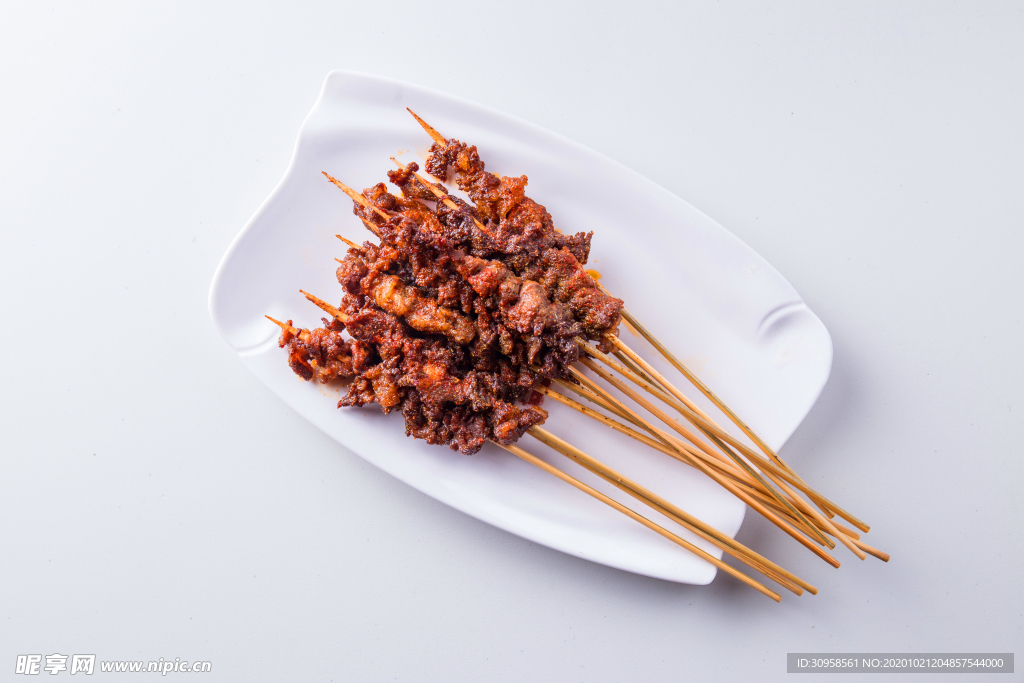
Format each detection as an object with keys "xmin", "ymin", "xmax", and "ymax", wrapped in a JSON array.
[{"xmin": 209, "ymin": 71, "xmax": 832, "ymax": 585}]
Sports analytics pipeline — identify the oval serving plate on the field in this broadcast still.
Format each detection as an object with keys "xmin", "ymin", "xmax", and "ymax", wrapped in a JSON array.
[{"xmin": 209, "ymin": 71, "xmax": 832, "ymax": 585}]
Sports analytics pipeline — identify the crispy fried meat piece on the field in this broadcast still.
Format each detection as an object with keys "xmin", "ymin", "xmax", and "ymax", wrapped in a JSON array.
[
  {"xmin": 387, "ymin": 162, "xmax": 448, "ymax": 202},
  {"xmin": 277, "ymin": 317, "xmax": 355, "ymax": 383},
  {"xmin": 424, "ymin": 138, "xmax": 622, "ymax": 339},
  {"xmin": 521, "ymin": 248, "xmax": 623, "ymax": 339},
  {"xmin": 334, "ymin": 301, "xmax": 547, "ymax": 454},
  {"xmin": 456, "ymin": 254, "xmax": 581, "ymax": 368},
  {"xmin": 350, "ymin": 194, "xmax": 582, "ymax": 376},
  {"xmin": 424, "ymin": 139, "xmax": 593, "ymax": 265},
  {"xmin": 338, "ymin": 243, "xmax": 476, "ymax": 345}
]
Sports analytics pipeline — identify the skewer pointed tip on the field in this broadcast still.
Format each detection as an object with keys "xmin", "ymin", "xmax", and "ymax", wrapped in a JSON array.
[
  {"xmin": 299, "ymin": 289, "xmax": 345, "ymax": 321},
  {"xmin": 336, "ymin": 234, "xmax": 360, "ymax": 249},
  {"xmin": 406, "ymin": 108, "xmax": 446, "ymax": 144},
  {"xmin": 323, "ymin": 171, "xmax": 390, "ymax": 221}
]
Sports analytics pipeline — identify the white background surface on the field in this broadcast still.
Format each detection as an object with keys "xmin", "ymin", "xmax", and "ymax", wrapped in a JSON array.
[{"xmin": 1, "ymin": 1, "xmax": 1021, "ymax": 681}]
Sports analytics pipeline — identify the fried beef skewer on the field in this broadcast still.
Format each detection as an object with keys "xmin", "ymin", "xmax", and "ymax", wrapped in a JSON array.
[
  {"xmin": 384, "ymin": 152, "xmax": 848, "ymax": 555},
  {"xmin": 284, "ymin": 113, "xmax": 880, "ymax": 592},
  {"xmin": 329, "ymin": 165, "xmax": 862, "ymax": 564},
  {"xmin": 266, "ymin": 315, "xmax": 355, "ymax": 383},
  {"xmin": 402, "ymin": 111, "xmax": 876, "ymax": 559}
]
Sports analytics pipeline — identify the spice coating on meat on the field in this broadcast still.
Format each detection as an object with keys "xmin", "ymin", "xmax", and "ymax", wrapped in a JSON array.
[
  {"xmin": 424, "ymin": 138, "xmax": 622, "ymax": 339},
  {"xmin": 424, "ymin": 142, "xmax": 591, "ymax": 261},
  {"xmin": 277, "ymin": 281, "xmax": 549, "ymax": 454},
  {"xmin": 277, "ymin": 317, "xmax": 355, "ymax": 383},
  {"xmin": 521, "ymin": 248, "xmax": 623, "ymax": 338},
  {"xmin": 346, "ymin": 184, "xmax": 582, "ymax": 378},
  {"xmin": 334, "ymin": 300, "xmax": 547, "ymax": 454},
  {"xmin": 338, "ymin": 242, "xmax": 476, "ymax": 345},
  {"xmin": 277, "ymin": 128, "xmax": 628, "ymax": 455}
]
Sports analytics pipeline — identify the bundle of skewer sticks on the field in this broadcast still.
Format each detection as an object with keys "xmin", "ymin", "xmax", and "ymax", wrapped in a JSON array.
[{"xmin": 269, "ymin": 110, "xmax": 888, "ymax": 602}]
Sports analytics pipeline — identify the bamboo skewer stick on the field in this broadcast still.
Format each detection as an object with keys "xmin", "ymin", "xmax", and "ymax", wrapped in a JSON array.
[
  {"xmin": 595, "ymin": 349, "xmax": 870, "ymax": 559},
  {"xmin": 337, "ymin": 234, "xmax": 361, "ymax": 249},
  {"xmin": 578, "ymin": 341, "xmax": 870, "ymax": 558},
  {"xmin": 563, "ymin": 369, "xmax": 840, "ymax": 567},
  {"xmin": 613, "ymin": 348, "xmax": 660, "ymax": 387},
  {"xmin": 568, "ymin": 372, "xmax": 836, "ymax": 557},
  {"xmin": 577, "ymin": 357, "xmax": 834, "ymax": 549},
  {"xmin": 554, "ymin": 376, "xmax": 772, "ymax": 504},
  {"xmin": 543, "ymin": 382, "xmax": 838, "ymax": 543},
  {"xmin": 534, "ymin": 388, "xmax": 815, "ymax": 593},
  {"xmin": 585, "ymin": 344, "xmax": 880, "ymax": 557},
  {"xmin": 323, "ymin": 172, "xmax": 391, "ymax": 222},
  {"xmin": 852, "ymin": 539, "xmax": 890, "ymax": 563},
  {"xmin": 615, "ymin": 311, "xmax": 870, "ymax": 533},
  {"xmin": 498, "ymin": 442, "xmax": 782, "ymax": 601},
  {"xmin": 545, "ymin": 382, "xmax": 865, "ymax": 561},
  {"xmin": 596, "ymin": 341, "xmax": 861, "ymax": 549},
  {"xmin": 407, "ymin": 108, "xmax": 446, "ymax": 145},
  {"xmin": 584, "ymin": 339, "xmax": 813, "ymax": 478},
  {"xmin": 547, "ymin": 380, "xmax": 773, "ymax": 505},
  {"xmin": 540, "ymin": 386, "xmax": 752, "ymax": 486},
  {"xmin": 586, "ymin": 392, "xmax": 871, "ymax": 563},
  {"xmin": 298, "ymin": 290, "xmax": 344, "ymax": 321},
  {"xmin": 553, "ymin": 377, "xmax": 640, "ymax": 427},
  {"xmin": 618, "ymin": 309, "xmax": 792, "ymax": 467},
  {"xmin": 566, "ymin": 369, "xmax": 718, "ymax": 474},
  {"xmin": 586, "ymin": 340, "xmax": 788, "ymax": 469},
  {"xmin": 266, "ymin": 316, "xmax": 304, "ymax": 337},
  {"xmin": 537, "ymin": 390, "xmax": 801, "ymax": 572},
  {"xmin": 524, "ymin": 428, "xmax": 800, "ymax": 596}
]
